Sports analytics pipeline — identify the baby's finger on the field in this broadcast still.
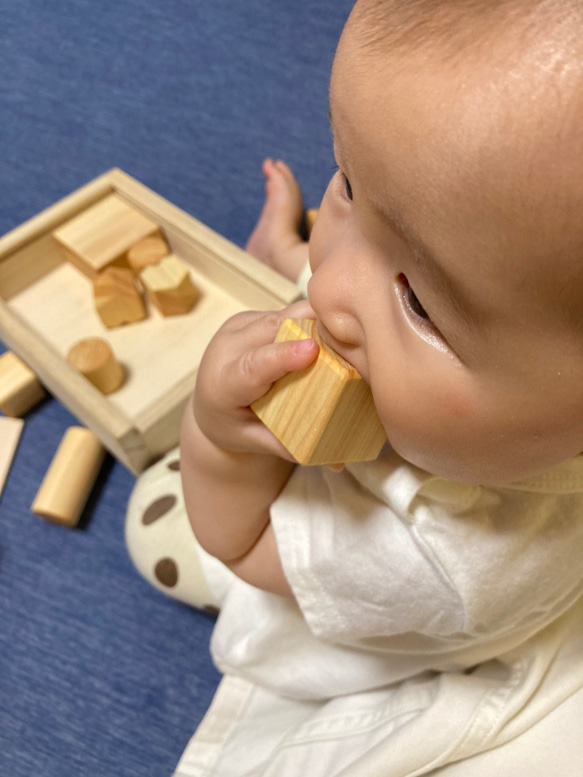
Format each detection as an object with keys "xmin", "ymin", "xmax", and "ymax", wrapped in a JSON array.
[
  {"xmin": 235, "ymin": 337, "xmax": 319, "ymax": 406},
  {"xmin": 282, "ymin": 298, "xmax": 316, "ymax": 321}
]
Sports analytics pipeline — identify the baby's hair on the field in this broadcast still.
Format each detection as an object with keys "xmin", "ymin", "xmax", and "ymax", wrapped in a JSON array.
[{"xmin": 348, "ymin": 0, "xmax": 582, "ymax": 64}]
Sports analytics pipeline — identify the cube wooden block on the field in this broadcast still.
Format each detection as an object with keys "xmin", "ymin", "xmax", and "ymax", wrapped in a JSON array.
[
  {"xmin": 139, "ymin": 254, "xmax": 200, "ymax": 316},
  {"xmin": 93, "ymin": 266, "xmax": 146, "ymax": 328},
  {"xmin": 0, "ymin": 351, "xmax": 46, "ymax": 417},
  {"xmin": 53, "ymin": 193, "xmax": 161, "ymax": 278},
  {"xmin": 251, "ymin": 318, "xmax": 386, "ymax": 465}
]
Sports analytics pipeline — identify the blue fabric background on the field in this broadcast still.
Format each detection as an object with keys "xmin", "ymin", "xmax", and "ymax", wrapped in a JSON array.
[{"xmin": 0, "ymin": 2, "xmax": 354, "ymax": 773}]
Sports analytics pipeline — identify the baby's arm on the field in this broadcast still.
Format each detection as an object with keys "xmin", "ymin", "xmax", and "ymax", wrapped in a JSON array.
[{"xmin": 180, "ymin": 302, "xmax": 318, "ymax": 596}]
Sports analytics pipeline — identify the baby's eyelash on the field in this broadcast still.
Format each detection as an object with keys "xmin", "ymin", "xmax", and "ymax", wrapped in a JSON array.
[
  {"xmin": 343, "ymin": 174, "xmax": 353, "ymax": 201},
  {"xmin": 332, "ymin": 164, "xmax": 353, "ymax": 202},
  {"xmin": 398, "ymin": 274, "xmax": 429, "ymax": 320}
]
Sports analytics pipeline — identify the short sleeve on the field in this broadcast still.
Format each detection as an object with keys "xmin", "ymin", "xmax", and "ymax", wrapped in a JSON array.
[
  {"xmin": 270, "ymin": 456, "xmax": 466, "ymax": 645},
  {"xmin": 270, "ymin": 452, "xmax": 583, "ymax": 652}
]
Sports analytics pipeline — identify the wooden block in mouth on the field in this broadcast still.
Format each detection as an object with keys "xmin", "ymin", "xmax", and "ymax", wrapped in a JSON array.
[{"xmin": 251, "ymin": 318, "xmax": 386, "ymax": 465}]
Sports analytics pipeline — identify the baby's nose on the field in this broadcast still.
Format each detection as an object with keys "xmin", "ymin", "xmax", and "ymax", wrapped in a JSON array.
[{"xmin": 307, "ymin": 268, "xmax": 362, "ymax": 350}]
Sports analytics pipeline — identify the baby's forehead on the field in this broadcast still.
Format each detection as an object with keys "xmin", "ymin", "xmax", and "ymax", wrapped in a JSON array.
[{"xmin": 338, "ymin": 1, "xmax": 583, "ymax": 185}]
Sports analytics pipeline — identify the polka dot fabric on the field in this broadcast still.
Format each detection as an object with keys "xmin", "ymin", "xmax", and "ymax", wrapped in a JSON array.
[{"xmin": 125, "ymin": 447, "xmax": 233, "ymax": 613}]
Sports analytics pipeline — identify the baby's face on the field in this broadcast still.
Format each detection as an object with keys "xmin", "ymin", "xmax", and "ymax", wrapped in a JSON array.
[{"xmin": 307, "ymin": 10, "xmax": 583, "ymax": 484}]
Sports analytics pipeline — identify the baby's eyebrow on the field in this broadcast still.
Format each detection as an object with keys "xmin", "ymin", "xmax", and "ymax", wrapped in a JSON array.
[{"xmin": 373, "ymin": 199, "xmax": 482, "ymax": 334}]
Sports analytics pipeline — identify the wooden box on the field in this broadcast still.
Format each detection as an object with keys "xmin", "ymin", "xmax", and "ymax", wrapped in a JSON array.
[{"xmin": 0, "ymin": 169, "xmax": 301, "ymax": 474}]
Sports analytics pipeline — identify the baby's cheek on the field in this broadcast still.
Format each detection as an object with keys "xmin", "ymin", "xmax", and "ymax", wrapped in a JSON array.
[{"xmin": 439, "ymin": 389, "xmax": 476, "ymax": 420}]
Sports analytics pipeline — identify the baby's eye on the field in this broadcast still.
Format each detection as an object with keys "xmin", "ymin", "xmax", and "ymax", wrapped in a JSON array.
[{"xmin": 398, "ymin": 273, "xmax": 429, "ymax": 320}]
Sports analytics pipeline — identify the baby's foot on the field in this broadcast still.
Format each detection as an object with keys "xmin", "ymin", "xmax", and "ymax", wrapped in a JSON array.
[{"xmin": 245, "ymin": 159, "xmax": 309, "ymax": 282}]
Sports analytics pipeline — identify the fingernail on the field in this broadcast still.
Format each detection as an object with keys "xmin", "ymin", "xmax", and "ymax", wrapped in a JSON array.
[{"xmin": 294, "ymin": 338, "xmax": 316, "ymax": 354}]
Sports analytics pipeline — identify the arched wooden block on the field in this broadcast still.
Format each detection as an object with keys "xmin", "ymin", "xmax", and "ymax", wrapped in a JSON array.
[{"xmin": 139, "ymin": 254, "xmax": 200, "ymax": 316}]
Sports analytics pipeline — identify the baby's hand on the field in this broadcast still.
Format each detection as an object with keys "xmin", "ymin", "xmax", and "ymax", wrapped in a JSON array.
[{"xmin": 193, "ymin": 300, "xmax": 318, "ymax": 459}]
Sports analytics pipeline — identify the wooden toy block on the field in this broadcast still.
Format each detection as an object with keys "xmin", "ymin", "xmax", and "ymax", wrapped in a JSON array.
[
  {"xmin": 0, "ymin": 417, "xmax": 24, "ymax": 498},
  {"xmin": 305, "ymin": 207, "xmax": 319, "ymax": 238},
  {"xmin": 93, "ymin": 266, "xmax": 146, "ymax": 328},
  {"xmin": 0, "ymin": 351, "xmax": 46, "ymax": 417},
  {"xmin": 127, "ymin": 235, "xmax": 170, "ymax": 272},
  {"xmin": 31, "ymin": 426, "xmax": 106, "ymax": 527},
  {"xmin": 139, "ymin": 254, "xmax": 200, "ymax": 316},
  {"xmin": 67, "ymin": 337, "xmax": 125, "ymax": 395},
  {"xmin": 251, "ymin": 318, "xmax": 386, "ymax": 465},
  {"xmin": 53, "ymin": 193, "xmax": 162, "ymax": 278}
]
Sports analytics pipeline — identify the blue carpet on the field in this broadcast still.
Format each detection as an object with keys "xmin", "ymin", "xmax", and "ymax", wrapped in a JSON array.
[{"xmin": 0, "ymin": 1, "xmax": 354, "ymax": 774}]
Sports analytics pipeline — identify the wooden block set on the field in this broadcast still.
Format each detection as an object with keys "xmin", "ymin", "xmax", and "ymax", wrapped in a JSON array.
[
  {"xmin": 53, "ymin": 194, "xmax": 200, "ymax": 390},
  {"xmin": 49, "ymin": 194, "xmax": 204, "ymax": 398},
  {"xmin": 0, "ymin": 169, "xmax": 302, "ymax": 474}
]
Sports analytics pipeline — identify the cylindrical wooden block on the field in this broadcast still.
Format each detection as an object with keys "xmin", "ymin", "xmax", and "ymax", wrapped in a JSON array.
[
  {"xmin": 127, "ymin": 235, "xmax": 169, "ymax": 272},
  {"xmin": 31, "ymin": 426, "xmax": 106, "ymax": 527},
  {"xmin": 67, "ymin": 337, "xmax": 124, "ymax": 394}
]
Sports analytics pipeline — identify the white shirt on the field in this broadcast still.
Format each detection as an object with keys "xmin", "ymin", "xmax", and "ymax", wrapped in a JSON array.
[
  {"xmin": 176, "ymin": 451, "xmax": 583, "ymax": 776},
  {"xmin": 212, "ymin": 450, "xmax": 583, "ymax": 699}
]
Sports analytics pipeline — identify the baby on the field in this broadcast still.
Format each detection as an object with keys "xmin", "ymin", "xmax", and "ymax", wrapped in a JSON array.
[{"xmin": 126, "ymin": 0, "xmax": 583, "ymax": 774}]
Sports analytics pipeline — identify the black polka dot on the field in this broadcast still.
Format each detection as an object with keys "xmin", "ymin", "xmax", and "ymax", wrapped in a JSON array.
[
  {"xmin": 154, "ymin": 558, "xmax": 179, "ymax": 587},
  {"xmin": 142, "ymin": 494, "xmax": 177, "ymax": 525},
  {"xmin": 167, "ymin": 459, "xmax": 180, "ymax": 472}
]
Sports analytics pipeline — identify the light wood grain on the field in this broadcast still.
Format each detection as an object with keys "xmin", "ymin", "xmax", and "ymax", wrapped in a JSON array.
[
  {"xmin": 0, "ymin": 417, "xmax": 24, "ymax": 498},
  {"xmin": 31, "ymin": 426, "xmax": 106, "ymax": 527},
  {"xmin": 93, "ymin": 266, "xmax": 146, "ymax": 327},
  {"xmin": 67, "ymin": 337, "xmax": 124, "ymax": 395},
  {"xmin": 0, "ymin": 350, "xmax": 46, "ymax": 417},
  {"xmin": 252, "ymin": 318, "xmax": 386, "ymax": 465},
  {"xmin": 139, "ymin": 254, "xmax": 200, "ymax": 316},
  {"xmin": 127, "ymin": 235, "xmax": 169, "ymax": 272},
  {"xmin": 53, "ymin": 192, "xmax": 161, "ymax": 278}
]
